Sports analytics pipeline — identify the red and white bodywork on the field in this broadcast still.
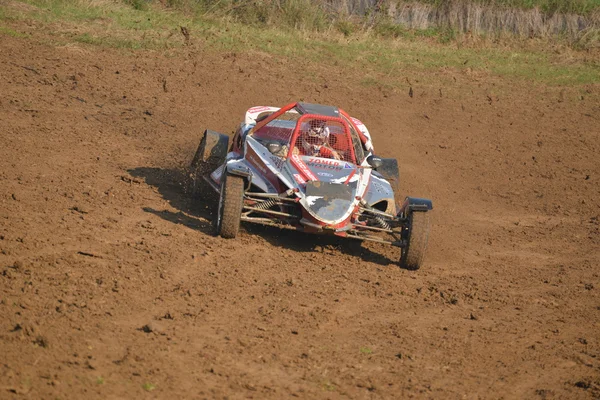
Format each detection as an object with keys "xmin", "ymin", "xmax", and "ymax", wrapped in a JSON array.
[{"xmin": 191, "ymin": 101, "xmax": 433, "ymax": 269}]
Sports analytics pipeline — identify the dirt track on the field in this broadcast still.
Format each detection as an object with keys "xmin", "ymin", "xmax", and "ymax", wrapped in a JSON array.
[{"xmin": 1, "ymin": 21, "xmax": 599, "ymax": 399}]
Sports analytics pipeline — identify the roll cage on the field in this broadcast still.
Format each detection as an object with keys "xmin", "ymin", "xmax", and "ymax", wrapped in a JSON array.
[{"xmin": 250, "ymin": 102, "xmax": 368, "ymax": 164}]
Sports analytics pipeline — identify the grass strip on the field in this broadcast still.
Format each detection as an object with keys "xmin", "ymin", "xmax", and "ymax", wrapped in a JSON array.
[{"xmin": 1, "ymin": 0, "xmax": 598, "ymax": 86}]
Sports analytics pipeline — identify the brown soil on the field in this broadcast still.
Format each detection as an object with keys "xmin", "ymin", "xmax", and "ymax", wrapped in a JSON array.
[{"xmin": 1, "ymin": 20, "xmax": 599, "ymax": 399}]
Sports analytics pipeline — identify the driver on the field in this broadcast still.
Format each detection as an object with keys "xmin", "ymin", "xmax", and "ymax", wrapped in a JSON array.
[{"xmin": 299, "ymin": 120, "xmax": 342, "ymax": 160}]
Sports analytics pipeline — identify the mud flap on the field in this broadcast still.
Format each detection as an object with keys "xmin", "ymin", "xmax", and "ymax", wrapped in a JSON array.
[
  {"xmin": 399, "ymin": 197, "xmax": 433, "ymax": 216},
  {"xmin": 189, "ymin": 130, "xmax": 229, "ymax": 198},
  {"xmin": 191, "ymin": 129, "xmax": 229, "ymax": 168}
]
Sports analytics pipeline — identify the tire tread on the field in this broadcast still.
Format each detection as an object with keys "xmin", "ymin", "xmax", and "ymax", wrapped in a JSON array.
[
  {"xmin": 401, "ymin": 211, "xmax": 430, "ymax": 270},
  {"xmin": 218, "ymin": 174, "xmax": 244, "ymax": 239}
]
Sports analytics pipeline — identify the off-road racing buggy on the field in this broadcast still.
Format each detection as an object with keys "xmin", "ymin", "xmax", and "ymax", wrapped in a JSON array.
[{"xmin": 189, "ymin": 102, "xmax": 433, "ymax": 269}]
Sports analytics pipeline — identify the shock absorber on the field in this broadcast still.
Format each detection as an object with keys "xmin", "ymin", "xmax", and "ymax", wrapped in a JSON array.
[
  {"xmin": 374, "ymin": 215, "xmax": 391, "ymax": 230},
  {"xmin": 359, "ymin": 199, "xmax": 392, "ymax": 230},
  {"xmin": 253, "ymin": 198, "xmax": 278, "ymax": 210}
]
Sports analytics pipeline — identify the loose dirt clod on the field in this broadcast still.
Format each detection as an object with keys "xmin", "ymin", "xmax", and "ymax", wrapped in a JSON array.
[{"xmin": 140, "ymin": 322, "xmax": 166, "ymax": 335}]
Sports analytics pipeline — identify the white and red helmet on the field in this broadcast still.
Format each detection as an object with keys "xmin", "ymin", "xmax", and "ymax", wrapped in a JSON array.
[{"xmin": 301, "ymin": 119, "xmax": 330, "ymax": 155}]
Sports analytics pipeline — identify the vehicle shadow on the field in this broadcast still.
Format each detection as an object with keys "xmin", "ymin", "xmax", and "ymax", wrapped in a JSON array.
[
  {"xmin": 128, "ymin": 166, "xmax": 214, "ymax": 235},
  {"xmin": 243, "ymin": 224, "xmax": 396, "ymax": 266},
  {"xmin": 128, "ymin": 166, "xmax": 396, "ymax": 266}
]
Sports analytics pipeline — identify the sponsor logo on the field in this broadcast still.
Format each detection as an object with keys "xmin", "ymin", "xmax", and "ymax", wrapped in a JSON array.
[
  {"xmin": 307, "ymin": 162, "xmax": 342, "ymax": 171},
  {"xmin": 293, "ymin": 174, "xmax": 306, "ymax": 184},
  {"xmin": 351, "ymin": 117, "xmax": 365, "ymax": 129},
  {"xmin": 307, "ymin": 158, "xmax": 343, "ymax": 171},
  {"xmin": 308, "ymin": 158, "xmax": 340, "ymax": 166},
  {"xmin": 291, "ymin": 154, "xmax": 317, "ymax": 181},
  {"xmin": 344, "ymin": 163, "xmax": 353, "ymax": 169},
  {"xmin": 317, "ymin": 172, "xmax": 334, "ymax": 177},
  {"xmin": 248, "ymin": 106, "xmax": 274, "ymax": 113}
]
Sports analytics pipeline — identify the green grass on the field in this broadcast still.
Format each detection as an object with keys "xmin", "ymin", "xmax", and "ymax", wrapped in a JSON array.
[
  {"xmin": 416, "ymin": 0, "xmax": 600, "ymax": 15},
  {"xmin": 74, "ymin": 32, "xmax": 139, "ymax": 49},
  {"xmin": 16, "ymin": 0, "xmax": 193, "ymax": 30},
  {"xmin": 0, "ymin": 25, "xmax": 30, "ymax": 38},
  {"xmin": 1, "ymin": 0, "xmax": 598, "ymax": 86}
]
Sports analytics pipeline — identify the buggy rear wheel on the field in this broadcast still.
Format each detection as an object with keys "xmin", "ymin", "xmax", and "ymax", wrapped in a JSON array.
[
  {"xmin": 400, "ymin": 211, "xmax": 430, "ymax": 270},
  {"xmin": 215, "ymin": 173, "xmax": 244, "ymax": 239}
]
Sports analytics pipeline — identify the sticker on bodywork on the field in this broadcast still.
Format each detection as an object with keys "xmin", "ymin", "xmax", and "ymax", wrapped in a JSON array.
[
  {"xmin": 293, "ymin": 174, "xmax": 306, "ymax": 184},
  {"xmin": 306, "ymin": 158, "xmax": 343, "ymax": 171},
  {"xmin": 291, "ymin": 154, "xmax": 317, "ymax": 181}
]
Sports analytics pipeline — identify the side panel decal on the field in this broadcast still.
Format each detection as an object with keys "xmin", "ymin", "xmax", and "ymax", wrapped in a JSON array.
[{"xmin": 291, "ymin": 154, "xmax": 317, "ymax": 182}]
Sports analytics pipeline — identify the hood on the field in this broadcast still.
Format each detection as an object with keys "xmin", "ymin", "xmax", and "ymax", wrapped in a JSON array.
[
  {"xmin": 304, "ymin": 180, "xmax": 357, "ymax": 223},
  {"xmin": 284, "ymin": 155, "xmax": 363, "ymax": 224}
]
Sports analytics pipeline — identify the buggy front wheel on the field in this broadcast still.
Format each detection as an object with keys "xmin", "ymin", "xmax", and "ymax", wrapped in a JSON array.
[
  {"xmin": 214, "ymin": 173, "xmax": 244, "ymax": 239},
  {"xmin": 400, "ymin": 211, "xmax": 430, "ymax": 270}
]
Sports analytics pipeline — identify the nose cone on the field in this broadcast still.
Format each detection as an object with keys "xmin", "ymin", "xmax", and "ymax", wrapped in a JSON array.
[{"xmin": 304, "ymin": 181, "xmax": 355, "ymax": 223}]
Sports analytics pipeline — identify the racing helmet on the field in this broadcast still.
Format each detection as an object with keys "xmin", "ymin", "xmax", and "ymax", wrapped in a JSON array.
[{"xmin": 304, "ymin": 119, "xmax": 330, "ymax": 146}]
